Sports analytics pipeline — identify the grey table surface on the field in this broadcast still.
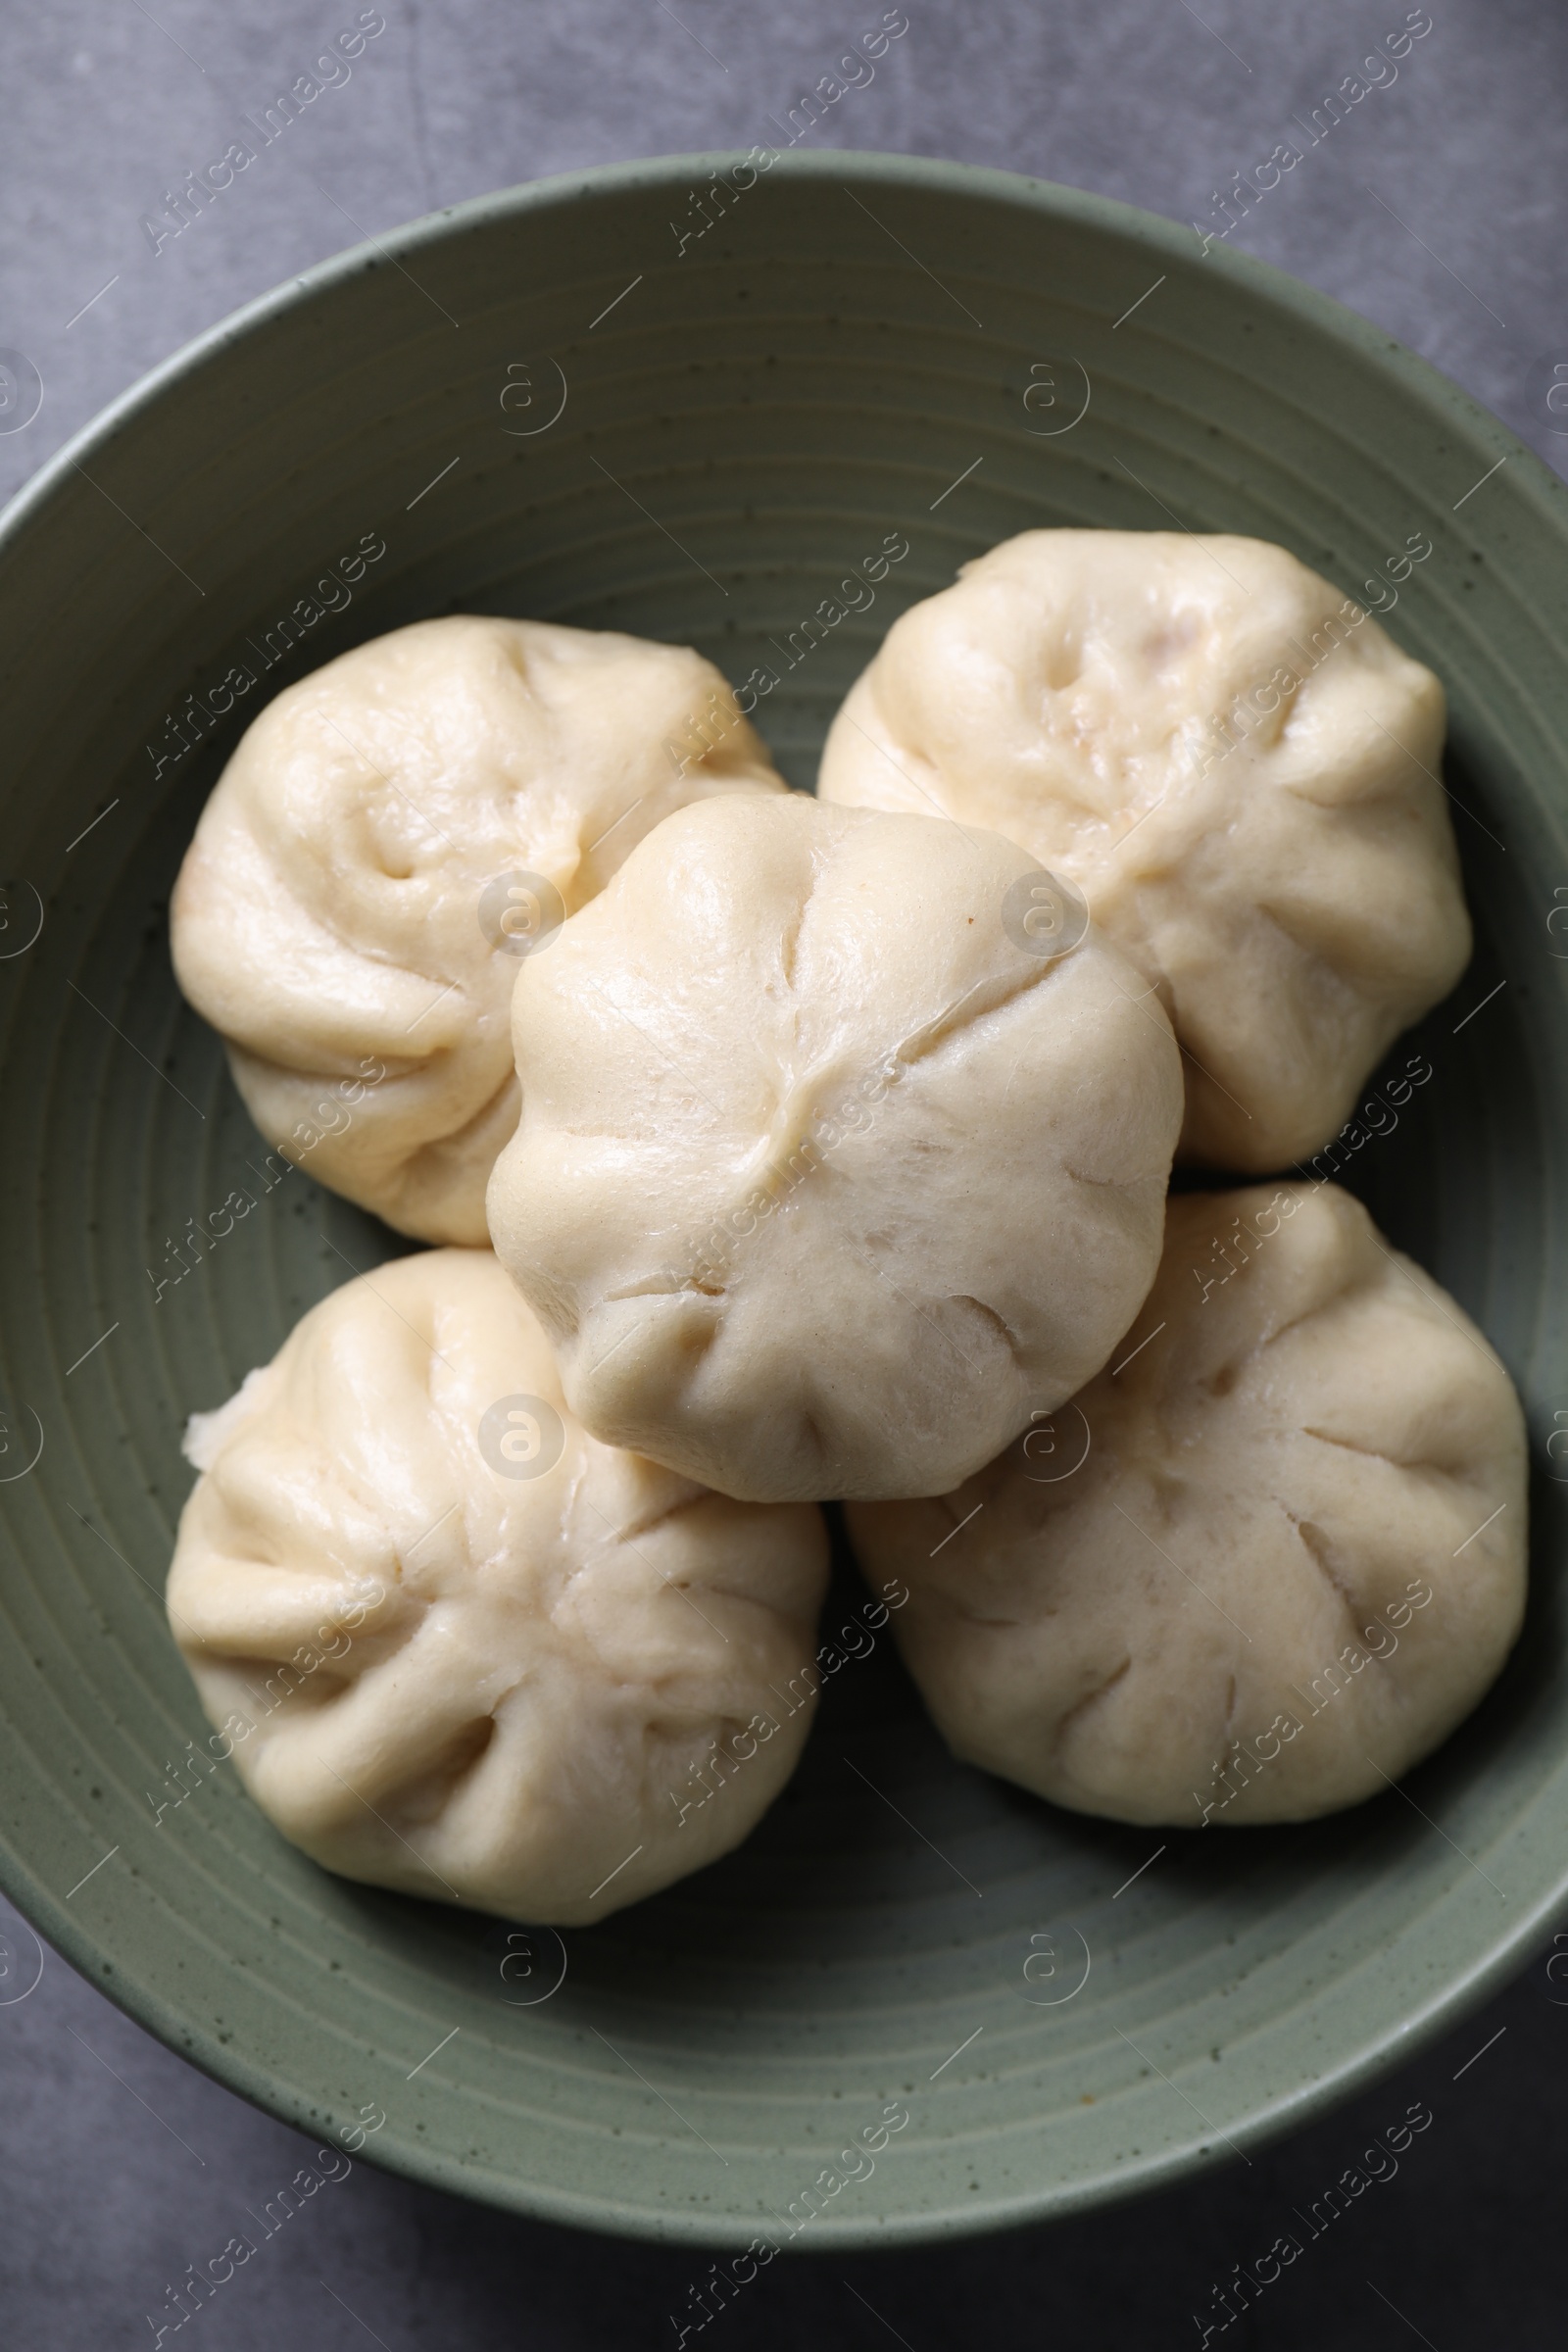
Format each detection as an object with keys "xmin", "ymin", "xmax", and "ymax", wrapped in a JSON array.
[{"xmin": 2, "ymin": 2, "xmax": 1567, "ymax": 2345}]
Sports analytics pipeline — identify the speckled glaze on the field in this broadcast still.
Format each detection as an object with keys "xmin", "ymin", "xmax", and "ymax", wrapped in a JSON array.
[{"xmin": 0, "ymin": 152, "xmax": 1563, "ymax": 2246}]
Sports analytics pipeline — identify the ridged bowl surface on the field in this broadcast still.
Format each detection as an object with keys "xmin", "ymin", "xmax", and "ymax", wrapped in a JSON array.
[{"xmin": 1, "ymin": 151, "xmax": 1564, "ymax": 2245}]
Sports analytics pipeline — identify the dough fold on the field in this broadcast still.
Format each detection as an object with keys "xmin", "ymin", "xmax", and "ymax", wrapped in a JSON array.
[
  {"xmin": 168, "ymin": 1248, "xmax": 829, "ymax": 1923},
  {"xmin": 172, "ymin": 616, "xmax": 786, "ymax": 1241},
  {"xmin": 487, "ymin": 792, "xmax": 1184, "ymax": 1503},
  {"xmin": 818, "ymin": 530, "xmax": 1470, "ymax": 1170},
  {"xmin": 847, "ymin": 1184, "xmax": 1527, "ymax": 1825}
]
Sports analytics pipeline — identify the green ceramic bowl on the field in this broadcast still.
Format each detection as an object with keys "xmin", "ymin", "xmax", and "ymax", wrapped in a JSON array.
[{"xmin": 1, "ymin": 151, "xmax": 1565, "ymax": 2248}]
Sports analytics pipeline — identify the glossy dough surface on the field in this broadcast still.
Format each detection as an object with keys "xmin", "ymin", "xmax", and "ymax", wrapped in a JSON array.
[
  {"xmin": 167, "ymin": 1249, "xmax": 829, "ymax": 1923},
  {"xmin": 486, "ymin": 792, "xmax": 1184, "ymax": 1504},
  {"xmin": 847, "ymin": 1184, "xmax": 1527, "ymax": 1826},
  {"xmin": 818, "ymin": 530, "xmax": 1470, "ymax": 1171},
  {"xmin": 171, "ymin": 616, "xmax": 786, "ymax": 1243}
]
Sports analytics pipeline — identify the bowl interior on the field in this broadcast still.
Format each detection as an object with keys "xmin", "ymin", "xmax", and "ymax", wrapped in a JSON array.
[{"xmin": 1, "ymin": 151, "xmax": 1566, "ymax": 2246}]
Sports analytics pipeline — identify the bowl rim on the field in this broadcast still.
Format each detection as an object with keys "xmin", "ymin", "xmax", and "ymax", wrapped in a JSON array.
[{"xmin": 2, "ymin": 144, "xmax": 1565, "ymax": 2247}]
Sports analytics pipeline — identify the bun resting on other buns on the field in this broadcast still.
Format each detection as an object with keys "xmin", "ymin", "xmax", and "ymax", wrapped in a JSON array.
[
  {"xmin": 486, "ymin": 791, "xmax": 1184, "ymax": 1505},
  {"xmin": 171, "ymin": 615, "xmax": 787, "ymax": 1243},
  {"xmin": 846, "ymin": 1183, "xmax": 1527, "ymax": 1827},
  {"xmin": 168, "ymin": 1248, "xmax": 829, "ymax": 1925}
]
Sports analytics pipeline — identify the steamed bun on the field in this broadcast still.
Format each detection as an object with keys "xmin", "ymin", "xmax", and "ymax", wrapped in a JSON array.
[
  {"xmin": 167, "ymin": 1249, "xmax": 828, "ymax": 1924},
  {"xmin": 485, "ymin": 792, "xmax": 1184, "ymax": 1504},
  {"xmin": 847, "ymin": 1183, "xmax": 1527, "ymax": 1826},
  {"xmin": 818, "ymin": 530, "xmax": 1470, "ymax": 1171},
  {"xmin": 171, "ymin": 617, "xmax": 786, "ymax": 1243}
]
